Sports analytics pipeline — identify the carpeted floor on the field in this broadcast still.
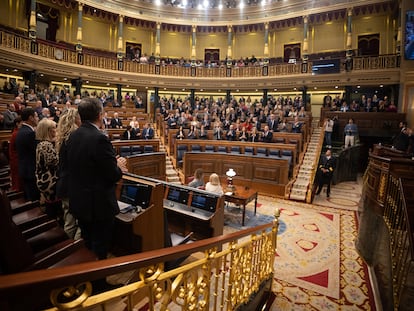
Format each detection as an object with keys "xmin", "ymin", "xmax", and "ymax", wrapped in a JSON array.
[{"xmin": 222, "ymin": 177, "xmax": 377, "ymax": 310}]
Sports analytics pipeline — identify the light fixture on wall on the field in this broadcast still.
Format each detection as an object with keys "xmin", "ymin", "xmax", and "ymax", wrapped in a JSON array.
[{"xmin": 225, "ymin": 168, "xmax": 236, "ymax": 192}]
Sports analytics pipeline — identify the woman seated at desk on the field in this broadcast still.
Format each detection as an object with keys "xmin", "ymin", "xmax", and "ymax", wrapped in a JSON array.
[{"xmin": 205, "ymin": 173, "xmax": 224, "ymax": 195}]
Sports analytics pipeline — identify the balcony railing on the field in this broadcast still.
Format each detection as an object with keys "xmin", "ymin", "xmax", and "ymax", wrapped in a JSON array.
[
  {"xmin": 0, "ymin": 30, "xmax": 400, "ymax": 78},
  {"xmin": 0, "ymin": 212, "xmax": 280, "ymax": 310},
  {"xmin": 383, "ymin": 176, "xmax": 414, "ymax": 311}
]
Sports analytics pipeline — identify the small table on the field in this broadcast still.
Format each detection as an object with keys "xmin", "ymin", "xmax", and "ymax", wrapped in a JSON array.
[{"xmin": 224, "ymin": 186, "xmax": 258, "ymax": 226}]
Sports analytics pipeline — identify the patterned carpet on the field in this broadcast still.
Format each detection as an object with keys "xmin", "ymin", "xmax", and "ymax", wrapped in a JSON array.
[{"xmin": 223, "ymin": 178, "xmax": 378, "ymax": 310}]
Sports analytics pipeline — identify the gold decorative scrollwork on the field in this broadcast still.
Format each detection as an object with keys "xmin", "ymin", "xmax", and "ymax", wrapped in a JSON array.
[{"xmin": 50, "ymin": 281, "xmax": 92, "ymax": 309}]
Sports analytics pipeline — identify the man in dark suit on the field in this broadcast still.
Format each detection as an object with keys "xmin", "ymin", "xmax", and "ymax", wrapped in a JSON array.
[
  {"xmin": 66, "ymin": 98, "xmax": 127, "ymax": 259},
  {"xmin": 110, "ymin": 112, "xmax": 123, "ymax": 128},
  {"xmin": 316, "ymin": 149, "xmax": 336, "ymax": 197},
  {"xmin": 122, "ymin": 125, "xmax": 137, "ymax": 140},
  {"xmin": 267, "ymin": 114, "xmax": 279, "ymax": 132},
  {"xmin": 142, "ymin": 123, "xmax": 154, "ymax": 139},
  {"xmin": 261, "ymin": 125, "xmax": 273, "ymax": 143},
  {"xmin": 15, "ymin": 108, "xmax": 39, "ymax": 201}
]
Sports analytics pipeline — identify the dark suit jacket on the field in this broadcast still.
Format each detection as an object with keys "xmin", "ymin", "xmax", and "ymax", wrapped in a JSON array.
[
  {"xmin": 15, "ymin": 124, "xmax": 37, "ymax": 180},
  {"xmin": 110, "ymin": 118, "xmax": 123, "ymax": 128},
  {"xmin": 122, "ymin": 129, "xmax": 137, "ymax": 140},
  {"xmin": 262, "ymin": 131, "xmax": 273, "ymax": 143},
  {"xmin": 66, "ymin": 122, "xmax": 122, "ymax": 222},
  {"xmin": 142, "ymin": 127, "xmax": 154, "ymax": 139}
]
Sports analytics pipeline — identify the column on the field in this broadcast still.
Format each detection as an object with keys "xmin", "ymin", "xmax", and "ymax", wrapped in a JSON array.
[
  {"xmin": 345, "ymin": 86, "xmax": 352, "ymax": 108},
  {"xmin": 345, "ymin": 8, "xmax": 353, "ymax": 71},
  {"xmin": 191, "ymin": 25, "xmax": 196, "ymax": 65},
  {"xmin": 72, "ymin": 78, "xmax": 82, "ymax": 96},
  {"xmin": 226, "ymin": 90, "xmax": 231, "ymax": 105},
  {"xmin": 117, "ymin": 15, "xmax": 124, "ymax": 70},
  {"xmin": 263, "ymin": 22, "xmax": 269, "ymax": 76},
  {"xmin": 301, "ymin": 86, "xmax": 308, "ymax": 109},
  {"xmin": 396, "ymin": 0, "xmax": 401, "ymax": 56},
  {"xmin": 117, "ymin": 15, "xmax": 124, "ymax": 58},
  {"xmin": 190, "ymin": 89, "xmax": 195, "ymax": 108},
  {"xmin": 116, "ymin": 84, "xmax": 122, "ymax": 105},
  {"xmin": 29, "ymin": 0, "xmax": 36, "ymax": 39},
  {"xmin": 76, "ymin": 2, "xmax": 83, "ymax": 52},
  {"xmin": 155, "ymin": 22, "xmax": 161, "ymax": 65},
  {"xmin": 226, "ymin": 25, "xmax": 233, "ymax": 77},
  {"xmin": 154, "ymin": 87, "xmax": 159, "ymax": 117},
  {"xmin": 263, "ymin": 89, "xmax": 268, "ymax": 104},
  {"xmin": 302, "ymin": 15, "xmax": 309, "ymax": 73}
]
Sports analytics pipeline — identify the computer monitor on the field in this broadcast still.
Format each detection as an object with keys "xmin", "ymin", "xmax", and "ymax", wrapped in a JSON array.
[
  {"xmin": 121, "ymin": 183, "xmax": 152, "ymax": 208},
  {"xmin": 134, "ymin": 184, "xmax": 152, "ymax": 209},
  {"xmin": 121, "ymin": 184, "xmax": 138, "ymax": 205},
  {"xmin": 166, "ymin": 187, "xmax": 189, "ymax": 204},
  {"xmin": 190, "ymin": 193, "xmax": 217, "ymax": 213}
]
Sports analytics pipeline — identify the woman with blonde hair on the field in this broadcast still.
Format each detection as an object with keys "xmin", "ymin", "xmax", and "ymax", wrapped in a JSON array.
[
  {"xmin": 35, "ymin": 118, "xmax": 60, "ymax": 218},
  {"xmin": 205, "ymin": 173, "xmax": 224, "ymax": 195},
  {"xmin": 56, "ymin": 108, "xmax": 81, "ymax": 239}
]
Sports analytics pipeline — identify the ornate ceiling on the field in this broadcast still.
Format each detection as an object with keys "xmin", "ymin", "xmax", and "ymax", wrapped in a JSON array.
[{"xmin": 79, "ymin": 0, "xmax": 392, "ymax": 25}]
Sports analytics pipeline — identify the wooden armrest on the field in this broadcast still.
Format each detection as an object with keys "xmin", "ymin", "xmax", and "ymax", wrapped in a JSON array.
[
  {"xmin": 30, "ymin": 239, "xmax": 91, "ymax": 270},
  {"xmin": 22, "ymin": 219, "xmax": 59, "ymax": 239},
  {"xmin": 11, "ymin": 200, "xmax": 41, "ymax": 215},
  {"xmin": 12, "ymin": 209, "xmax": 50, "ymax": 231},
  {"xmin": 7, "ymin": 191, "xmax": 25, "ymax": 201}
]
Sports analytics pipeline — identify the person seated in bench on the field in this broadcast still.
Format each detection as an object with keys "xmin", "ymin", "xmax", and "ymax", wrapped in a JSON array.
[
  {"xmin": 198, "ymin": 124, "xmax": 208, "ymax": 139},
  {"xmin": 226, "ymin": 124, "xmax": 237, "ymax": 141},
  {"xmin": 261, "ymin": 125, "xmax": 273, "ymax": 143},
  {"xmin": 205, "ymin": 173, "xmax": 224, "ymax": 195},
  {"xmin": 122, "ymin": 125, "xmax": 137, "ymax": 140},
  {"xmin": 188, "ymin": 168, "xmax": 205, "ymax": 189},
  {"xmin": 110, "ymin": 112, "xmax": 123, "ymax": 129},
  {"xmin": 291, "ymin": 116, "xmax": 302, "ymax": 133},
  {"xmin": 142, "ymin": 123, "xmax": 154, "ymax": 140},
  {"xmin": 250, "ymin": 127, "xmax": 260, "ymax": 142},
  {"xmin": 176, "ymin": 125, "xmax": 186, "ymax": 140},
  {"xmin": 239, "ymin": 126, "xmax": 249, "ymax": 142}
]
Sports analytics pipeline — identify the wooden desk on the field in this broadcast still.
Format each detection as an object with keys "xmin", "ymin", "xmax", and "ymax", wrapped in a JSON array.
[{"xmin": 224, "ymin": 186, "xmax": 258, "ymax": 226}]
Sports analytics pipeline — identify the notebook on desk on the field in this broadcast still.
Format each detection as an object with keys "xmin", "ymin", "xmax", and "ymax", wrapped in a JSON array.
[{"xmin": 117, "ymin": 200, "xmax": 138, "ymax": 213}]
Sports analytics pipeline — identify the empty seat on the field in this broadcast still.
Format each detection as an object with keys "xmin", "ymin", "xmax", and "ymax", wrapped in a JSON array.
[
  {"xmin": 230, "ymin": 146, "xmax": 240, "ymax": 154},
  {"xmin": 289, "ymin": 139, "xmax": 298, "ymax": 145},
  {"xmin": 191, "ymin": 145, "xmax": 201, "ymax": 152},
  {"xmin": 119, "ymin": 146, "xmax": 131, "ymax": 157},
  {"xmin": 144, "ymin": 145, "xmax": 154, "ymax": 153},
  {"xmin": 275, "ymin": 137, "xmax": 285, "ymax": 143},
  {"xmin": 176, "ymin": 145, "xmax": 188, "ymax": 168},
  {"xmin": 205, "ymin": 145, "xmax": 214, "ymax": 152},
  {"xmin": 244, "ymin": 146, "xmax": 254, "ymax": 155},
  {"xmin": 269, "ymin": 149, "xmax": 281, "ymax": 158},
  {"xmin": 257, "ymin": 148, "xmax": 268, "ymax": 157},
  {"xmin": 131, "ymin": 145, "xmax": 143, "ymax": 154},
  {"xmin": 217, "ymin": 146, "xmax": 227, "ymax": 153}
]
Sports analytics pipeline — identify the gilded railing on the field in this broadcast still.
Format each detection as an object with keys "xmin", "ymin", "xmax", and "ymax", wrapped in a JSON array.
[
  {"xmin": 383, "ymin": 176, "xmax": 414, "ymax": 311},
  {"xmin": 0, "ymin": 212, "xmax": 279, "ymax": 311},
  {"xmin": 0, "ymin": 30, "xmax": 400, "ymax": 77}
]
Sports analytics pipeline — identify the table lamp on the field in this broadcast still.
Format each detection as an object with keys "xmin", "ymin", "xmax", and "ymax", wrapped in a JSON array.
[{"xmin": 226, "ymin": 168, "xmax": 236, "ymax": 192}]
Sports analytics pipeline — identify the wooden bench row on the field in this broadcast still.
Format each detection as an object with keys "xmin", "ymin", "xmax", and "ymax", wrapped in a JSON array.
[
  {"xmin": 183, "ymin": 152, "xmax": 291, "ymax": 198},
  {"xmin": 167, "ymin": 129, "xmax": 302, "ymax": 160}
]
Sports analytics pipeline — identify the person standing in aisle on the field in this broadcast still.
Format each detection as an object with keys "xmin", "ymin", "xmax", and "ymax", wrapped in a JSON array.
[{"xmin": 66, "ymin": 98, "xmax": 127, "ymax": 259}]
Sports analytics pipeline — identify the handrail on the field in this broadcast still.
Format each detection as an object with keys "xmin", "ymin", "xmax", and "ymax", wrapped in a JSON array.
[
  {"xmin": 0, "ymin": 29, "xmax": 400, "ymax": 79},
  {"xmin": 383, "ymin": 176, "xmax": 414, "ymax": 310},
  {"xmin": 0, "ymin": 214, "xmax": 279, "ymax": 310}
]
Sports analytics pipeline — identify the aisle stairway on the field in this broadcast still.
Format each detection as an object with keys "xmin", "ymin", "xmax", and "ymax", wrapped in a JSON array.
[
  {"xmin": 154, "ymin": 125, "xmax": 181, "ymax": 184},
  {"xmin": 289, "ymin": 126, "xmax": 324, "ymax": 202}
]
